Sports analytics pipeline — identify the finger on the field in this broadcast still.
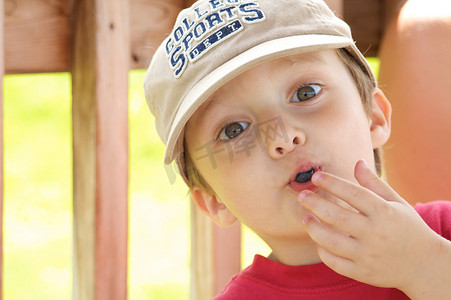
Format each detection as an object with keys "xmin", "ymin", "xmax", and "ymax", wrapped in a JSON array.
[
  {"xmin": 316, "ymin": 246, "xmax": 358, "ymax": 280},
  {"xmin": 303, "ymin": 214, "xmax": 360, "ymax": 260},
  {"xmin": 299, "ymin": 190, "xmax": 368, "ymax": 237},
  {"xmin": 311, "ymin": 170, "xmax": 380, "ymax": 215},
  {"xmin": 354, "ymin": 159, "xmax": 406, "ymax": 204}
]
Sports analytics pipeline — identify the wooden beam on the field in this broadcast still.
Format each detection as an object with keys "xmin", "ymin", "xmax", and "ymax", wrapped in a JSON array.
[
  {"xmin": 71, "ymin": 0, "xmax": 129, "ymax": 299},
  {"xmin": 185, "ymin": 0, "xmax": 198, "ymax": 7},
  {"xmin": 325, "ymin": 0, "xmax": 344, "ymax": 18},
  {"xmin": 4, "ymin": 0, "xmax": 71, "ymax": 74},
  {"xmin": 190, "ymin": 201, "xmax": 241, "ymax": 300},
  {"xmin": 5, "ymin": 0, "xmax": 386, "ymax": 75},
  {"xmin": 5, "ymin": 0, "xmax": 184, "ymax": 74},
  {"xmin": 343, "ymin": 0, "xmax": 382, "ymax": 56},
  {"xmin": 130, "ymin": 0, "xmax": 185, "ymax": 69}
]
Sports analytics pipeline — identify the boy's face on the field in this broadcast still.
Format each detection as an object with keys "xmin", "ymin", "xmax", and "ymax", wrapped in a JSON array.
[{"xmin": 185, "ymin": 50, "xmax": 390, "ymax": 249}]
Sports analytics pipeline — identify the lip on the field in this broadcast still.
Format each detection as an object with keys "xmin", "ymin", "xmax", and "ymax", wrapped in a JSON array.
[{"xmin": 288, "ymin": 162, "xmax": 321, "ymax": 194}]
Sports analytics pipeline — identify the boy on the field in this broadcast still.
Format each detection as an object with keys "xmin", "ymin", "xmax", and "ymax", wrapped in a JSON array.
[{"xmin": 144, "ymin": 0, "xmax": 451, "ymax": 299}]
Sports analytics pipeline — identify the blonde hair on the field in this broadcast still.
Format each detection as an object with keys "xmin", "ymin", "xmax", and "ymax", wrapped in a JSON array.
[{"xmin": 184, "ymin": 48, "xmax": 380, "ymax": 194}]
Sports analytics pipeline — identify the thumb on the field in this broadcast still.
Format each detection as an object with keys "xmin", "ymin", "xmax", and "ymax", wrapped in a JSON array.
[{"xmin": 354, "ymin": 160, "xmax": 405, "ymax": 204}]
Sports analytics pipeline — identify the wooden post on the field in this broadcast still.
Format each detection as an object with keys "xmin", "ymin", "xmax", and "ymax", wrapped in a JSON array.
[
  {"xmin": 343, "ymin": 0, "xmax": 382, "ymax": 56},
  {"xmin": 190, "ymin": 201, "xmax": 241, "ymax": 300},
  {"xmin": 71, "ymin": 0, "xmax": 129, "ymax": 299},
  {"xmin": 0, "ymin": 0, "xmax": 4, "ymax": 299},
  {"xmin": 325, "ymin": 0, "xmax": 344, "ymax": 17}
]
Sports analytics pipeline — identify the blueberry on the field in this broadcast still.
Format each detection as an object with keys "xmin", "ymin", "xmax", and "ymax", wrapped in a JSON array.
[{"xmin": 295, "ymin": 169, "xmax": 314, "ymax": 183}]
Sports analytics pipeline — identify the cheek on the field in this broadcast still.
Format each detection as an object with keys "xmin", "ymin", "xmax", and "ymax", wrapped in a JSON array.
[
  {"xmin": 321, "ymin": 96, "xmax": 371, "ymax": 139},
  {"xmin": 197, "ymin": 151, "xmax": 256, "ymax": 191},
  {"xmin": 185, "ymin": 124, "xmax": 262, "ymax": 198},
  {"xmin": 316, "ymin": 100, "xmax": 374, "ymax": 167},
  {"xmin": 194, "ymin": 144, "xmax": 268, "ymax": 205},
  {"xmin": 200, "ymin": 164, "xmax": 254, "ymax": 217}
]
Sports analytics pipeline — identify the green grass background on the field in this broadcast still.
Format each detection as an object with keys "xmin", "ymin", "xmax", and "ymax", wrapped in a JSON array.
[{"xmin": 3, "ymin": 59, "xmax": 378, "ymax": 299}]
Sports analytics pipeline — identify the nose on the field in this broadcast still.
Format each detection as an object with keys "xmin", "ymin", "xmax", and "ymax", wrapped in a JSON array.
[{"xmin": 265, "ymin": 124, "xmax": 306, "ymax": 159}]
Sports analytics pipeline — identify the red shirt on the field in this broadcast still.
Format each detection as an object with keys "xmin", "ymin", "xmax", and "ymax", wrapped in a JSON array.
[{"xmin": 214, "ymin": 201, "xmax": 451, "ymax": 299}]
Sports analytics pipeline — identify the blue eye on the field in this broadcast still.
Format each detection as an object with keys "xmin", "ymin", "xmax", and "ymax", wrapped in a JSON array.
[
  {"xmin": 218, "ymin": 122, "xmax": 250, "ymax": 140},
  {"xmin": 290, "ymin": 84, "xmax": 322, "ymax": 102}
]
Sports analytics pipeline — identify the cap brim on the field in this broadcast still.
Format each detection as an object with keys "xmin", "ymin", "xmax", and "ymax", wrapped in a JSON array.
[{"xmin": 164, "ymin": 34, "xmax": 372, "ymax": 164}]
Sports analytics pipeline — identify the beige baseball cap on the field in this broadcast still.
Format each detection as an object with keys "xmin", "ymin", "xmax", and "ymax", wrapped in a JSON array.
[{"xmin": 144, "ymin": 0, "xmax": 376, "ymax": 178}]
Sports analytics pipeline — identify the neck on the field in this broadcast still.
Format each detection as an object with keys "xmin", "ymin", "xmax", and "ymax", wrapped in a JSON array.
[{"xmin": 264, "ymin": 237, "xmax": 322, "ymax": 266}]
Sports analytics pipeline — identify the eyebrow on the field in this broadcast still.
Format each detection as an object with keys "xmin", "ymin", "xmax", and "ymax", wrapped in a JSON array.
[
  {"xmin": 287, "ymin": 51, "xmax": 329, "ymax": 70},
  {"xmin": 196, "ymin": 94, "xmax": 224, "ymax": 127}
]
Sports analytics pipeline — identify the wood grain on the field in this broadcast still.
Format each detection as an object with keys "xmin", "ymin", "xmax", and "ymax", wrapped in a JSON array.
[
  {"xmin": 5, "ymin": 0, "xmax": 387, "ymax": 74},
  {"xmin": 130, "ymin": 0, "xmax": 184, "ymax": 69},
  {"xmin": 71, "ymin": 0, "xmax": 129, "ymax": 299},
  {"xmin": 5, "ymin": 0, "xmax": 70, "ymax": 73},
  {"xmin": 343, "ymin": 0, "xmax": 382, "ymax": 57}
]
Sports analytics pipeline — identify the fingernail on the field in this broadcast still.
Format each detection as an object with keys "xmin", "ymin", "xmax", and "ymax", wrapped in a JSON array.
[
  {"xmin": 361, "ymin": 159, "xmax": 368, "ymax": 167},
  {"xmin": 359, "ymin": 159, "xmax": 369, "ymax": 170},
  {"xmin": 311, "ymin": 171, "xmax": 322, "ymax": 183}
]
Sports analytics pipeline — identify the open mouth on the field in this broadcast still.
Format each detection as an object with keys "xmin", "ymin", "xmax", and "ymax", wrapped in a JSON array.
[
  {"xmin": 289, "ymin": 163, "xmax": 320, "ymax": 193},
  {"xmin": 295, "ymin": 168, "xmax": 315, "ymax": 183}
]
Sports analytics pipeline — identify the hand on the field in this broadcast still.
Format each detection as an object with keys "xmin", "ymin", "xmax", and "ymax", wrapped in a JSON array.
[{"xmin": 298, "ymin": 160, "xmax": 451, "ymax": 297}]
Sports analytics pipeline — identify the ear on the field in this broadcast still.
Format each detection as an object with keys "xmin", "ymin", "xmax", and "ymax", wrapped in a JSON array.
[
  {"xmin": 190, "ymin": 187, "xmax": 238, "ymax": 227},
  {"xmin": 369, "ymin": 88, "xmax": 392, "ymax": 148}
]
